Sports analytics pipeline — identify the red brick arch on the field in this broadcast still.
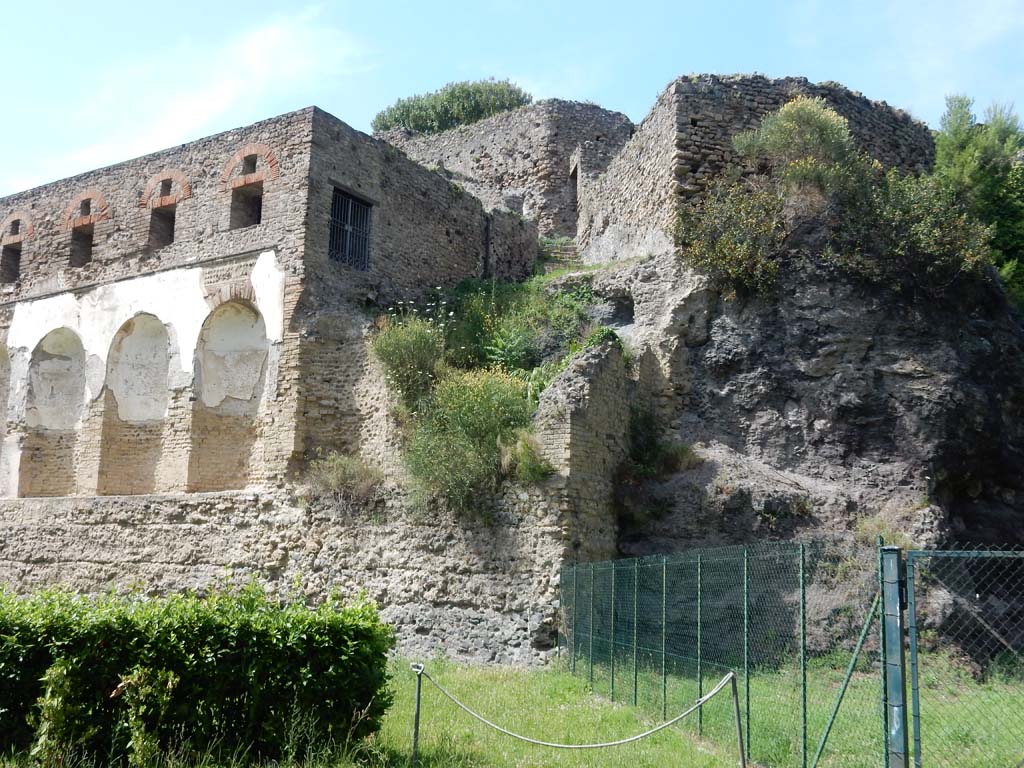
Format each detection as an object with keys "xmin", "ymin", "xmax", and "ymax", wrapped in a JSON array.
[
  {"xmin": 0, "ymin": 210, "xmax": 35, "ymax": 245},
  {"xmin": 219, "ymin": 143, "xmax": 280, "ymax": 192},
  {"xmin": 63, "ymin": 188, "xmax": 111, "ymax": 230},
  {"xmin": 138, "ymin": 169, "xmax": 193, "ymax": 209}
]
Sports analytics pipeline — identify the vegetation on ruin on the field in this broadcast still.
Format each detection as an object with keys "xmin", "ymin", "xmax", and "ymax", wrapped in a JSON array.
[
  {"xmin": 677, "ymin": 96, "xmax": 996, "ymax": 299},
  {"xmin": 372, "ymin": 272, "xmax": 616, "ymax": 513},
  {"xmin": 933, "ymin": 95, "xmax": 1024, "ymax": 305},
  {"xmin": 371, "ymin": 79, "xmax": 532, "ymax": 135},
  {"xmin": 304, "ymin": 451, "xmax": 384, "ymax": 504},
  {"xmin": 0, "ymin": 586, "xmax": 394, "ymax": 765}
]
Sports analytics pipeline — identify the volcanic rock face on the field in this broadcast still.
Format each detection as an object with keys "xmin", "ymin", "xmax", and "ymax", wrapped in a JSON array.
[{"xmin": 590, "ymin": 252, "xmax": 1024, "ymax": 553}]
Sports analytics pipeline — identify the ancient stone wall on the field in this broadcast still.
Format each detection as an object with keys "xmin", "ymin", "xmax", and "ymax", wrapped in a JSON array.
[
  {"xmin": 296, "ymin": 109, "xmax": 537, "ymax": 461},
  {"xmin": 576, "ymin": 86, "xmax": 680, "ymax": 264},
  {"xmin": 578, "ymin": 74, "xmax": 936, "ymax": 264},
  {"xmin": 535, "ymin": 342, "xmax": 630, "ymax": 563},
  {"xmin": 670, "ymin": 74, "xmax": 935, "ymax": 198},
  {"xmin": 378, "ymin": 100, "xmax": 634, "ymax": 238},
  {"xmin": 0, "ymin": 344, "xmax": 633, "ymax": 662}
]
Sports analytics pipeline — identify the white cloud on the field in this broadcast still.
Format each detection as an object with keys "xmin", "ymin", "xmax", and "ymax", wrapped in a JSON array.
[{"xmin": 0, "ymin": 7, "xmax": 373, "ymax": 195}]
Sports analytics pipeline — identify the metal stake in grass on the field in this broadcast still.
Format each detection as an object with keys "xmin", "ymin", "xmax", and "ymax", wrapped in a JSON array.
[{"xmin": 411, "ymin": 663, "xmax": 424, "ymax": 767}]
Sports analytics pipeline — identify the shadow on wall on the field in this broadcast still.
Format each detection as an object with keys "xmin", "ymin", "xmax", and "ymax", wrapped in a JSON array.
[
  {"xmin": 97, "ymin": 314, "xmax": 170, "ymax": 495},
  {"xmin": 19, "ymin": 328, "xmax": 86, "ymax": 497},
  {"xmin": 187, "ymin": 300, "xmax": 269, "ymax": 492}
]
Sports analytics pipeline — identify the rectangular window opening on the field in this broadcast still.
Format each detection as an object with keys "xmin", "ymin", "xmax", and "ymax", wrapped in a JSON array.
[
  {"xmin": 1, "ymin": 243, "xmax": 21, "ymax": 283},
  {"xmin": 148, "ymin": 204, "xmax": 176, "ymax": 250},
  {"xmin": 329, "ymin": 187, "xmax": 372, "ymax": 271},
  {"xmin": 70, "ymin": 224, "xmax": 94, "ymax": 267},
  {"xmin": 159, "ymin": 179, "xmax": 173, "ymax": 197},
  {"xmin": 242, "ymin": 154, "xmax": 258, "ymax": 175},
  {"xmin": 80, "ymin": 199, "xmax": 91, "ymax": 217},
  {"xmin": 230, "ymin": 182, "xmax": 263, "ymax": 229},
  {"xmin": 9, "ymin": 220, "xmax": 20, "ymax": 236}
]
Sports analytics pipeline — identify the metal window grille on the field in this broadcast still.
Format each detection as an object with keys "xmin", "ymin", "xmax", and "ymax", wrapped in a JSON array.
[{"xmin": 329, "ymin": 188, "xmax": 371, "ymax": 270}]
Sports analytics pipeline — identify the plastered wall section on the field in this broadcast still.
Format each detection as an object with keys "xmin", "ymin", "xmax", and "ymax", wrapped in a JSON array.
[
  {"xmin": 0, "ymin": 252, "xmax": 290, "ymax": 497},
  {"xmin": 0, "ymin": 109, "xmax": 316, "ymax": 494},
  {"xmin": 379, "ymin": 100, "xmax": 634, "ymax": 238}
]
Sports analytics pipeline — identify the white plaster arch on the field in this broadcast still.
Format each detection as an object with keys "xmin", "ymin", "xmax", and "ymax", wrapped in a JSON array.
[
  {"xmin": 106, "ymin": 313, "xmax": 171, "ymax": 422},
  {"xmin": 194, "ymin": 301, "xmax": 269, "ymax": 409},
  {"xmin": 5, "ymin": 249, "xmax": 285, "ymax": 403},
  {"xmin": 26, "ymin": 328, "xmax": 86, "ymax": 430}
]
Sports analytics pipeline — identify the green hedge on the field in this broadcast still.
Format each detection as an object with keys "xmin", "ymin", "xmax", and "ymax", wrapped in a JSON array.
[{"xmin": 0, "ymin": 586, "xmax": 394, "ymax": 763}]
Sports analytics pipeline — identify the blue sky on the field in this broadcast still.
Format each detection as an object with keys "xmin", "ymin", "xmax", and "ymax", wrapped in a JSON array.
[{"xmin": 2, "ymin": 0, "xmax": 1021, "ymax": 196}]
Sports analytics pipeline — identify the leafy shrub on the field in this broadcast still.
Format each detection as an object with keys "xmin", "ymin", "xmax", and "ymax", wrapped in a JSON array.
[
  {"xmin": 304, "ymin": 451, "xmax": 383, "ymax": 503},
  {"xmin": 835, "ymin": 170, "xmax": 993, "ymax": 296},
  {"xmin": 675, "ymin": 181, "xmax": 786, "ymax": 294},
  {"xmin": 372, "ymin": 79, "xmax": 532, "ymax": 134},
  {"xmin": 734, "ymin": 96, "xmax": 858, "ymax": 194},
  {"xmin": 679, "ymin": 97, "xmax": 994, "ymax": 299},
  {"xmin": 371, "ymin": 316, "xmax": 444, "ymax": 408},
  {"xmin": 0, "ymin": 586, "xmax": 394, "ymax": 763},
  {"xmin": 405, "ymin": 370, "xmax": 534, "ymax": 512}
]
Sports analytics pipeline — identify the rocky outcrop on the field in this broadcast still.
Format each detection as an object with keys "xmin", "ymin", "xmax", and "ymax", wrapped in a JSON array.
[{"xmin": 589, "ymin": 252, "xmax": 1024, "ymax": 552}]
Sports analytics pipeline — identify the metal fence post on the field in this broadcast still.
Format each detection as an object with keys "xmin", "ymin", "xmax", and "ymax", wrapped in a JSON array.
[
  {"xmin": 571, "ymin": 564, "xmax": 578, "ymax": 675},
  {"xmin": 633, "ymin": 559, "xmax": 639, "ymax": 707},
  {"xmin": 611, "ymin": 561, "xmax": 617, "ymax": 701},
  {"xmin": 662, "ymin": 555, "xmax": 668, "ymax": 721},
  {"xmin": 697, "ymin": 553, "xmax": 704, "ymax": 737},
  {"xmin": 905, "ymin": 554, "xmax": 922, "ymax": 768},
  {"xmin": 878, "ymin": 536, "xmax": 889, "ymax": 768},
  {"xmin": 589, "ymin": 563, "xmax": 594, "ymax": 687},
  {"xmin": 800, "ymin": 543, "xmax": 807, "ymax": 768},
  {"xmin": 411, "ymin": 663, "xmax": 424, "ymax": 767},
  {"xmin": 881, "ymin": 546, "xmax": 910, "ymax": 768},
  {"xmin": 743, "ymin": 547, "xmax": 751, "ymax": 758}
]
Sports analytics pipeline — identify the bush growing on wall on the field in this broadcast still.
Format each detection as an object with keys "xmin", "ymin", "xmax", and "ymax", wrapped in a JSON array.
[
  {"xmin": 372, "ymin": 79, "xmax": 533, "ymax": 134},
  {"xmin": 406, "ymin": 369, "xmax": 535, "ymax": 512},
  {"xmin": 677, "ymin": 97, "xmax": 993, "ymax": 298},
  {"xmin": 0, "ymin": 586, "xmax": 394, "ymax": 763},
  {"xmin": 371, "ymin": 315, "xmax": 445, "ymax": 409}
]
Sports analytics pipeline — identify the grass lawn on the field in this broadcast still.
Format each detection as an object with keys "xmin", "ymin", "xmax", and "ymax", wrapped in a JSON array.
[
  {"xmin": 3, "ymin": 654, "xmax": 1018, "ymax": 767},
  {"xmin": 367, "ymin": 659, "xmax": 739, "ymax": 767}
]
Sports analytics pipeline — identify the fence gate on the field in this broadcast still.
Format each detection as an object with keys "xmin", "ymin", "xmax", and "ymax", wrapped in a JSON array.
[{"xmin": 904, "ymin": 548, "xmax": 1024, "ymax": 767}]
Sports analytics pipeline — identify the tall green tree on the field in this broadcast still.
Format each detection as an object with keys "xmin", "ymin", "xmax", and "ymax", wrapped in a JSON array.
[{"xmin": 934, "ymin": 95, "xmax": 1024, "ymax": 297}]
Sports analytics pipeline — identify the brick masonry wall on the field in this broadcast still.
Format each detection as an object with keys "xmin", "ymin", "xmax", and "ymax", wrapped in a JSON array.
[
  {"xmin": 295, "ymin": 108, "xmax": 536, "ymax": 461},
  {"xmin": 0, "ymin": 110, "xmax": 316, "ymax": 496},
  {"xmin": 378, "ymin": 100, "xmax": 634, "ymax": 238}
]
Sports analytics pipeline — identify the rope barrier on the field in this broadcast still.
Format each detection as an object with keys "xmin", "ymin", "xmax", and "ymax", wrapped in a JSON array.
[{"xmin": 409, "ymin": 662, "xmax": 747, "ymax": 766}]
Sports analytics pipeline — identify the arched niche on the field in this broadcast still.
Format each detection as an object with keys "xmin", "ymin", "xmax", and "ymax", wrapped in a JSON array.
[
  {"xmin": 187, "ymin": 301, "xmax": 268, "ymax": 492},
  {"xmin": 20, "ymin": 328, "xmax": 86, "ymax": 497},
  {"xmin": 98, "ymin": 314, "xmax": 170, "ymax": 495}
]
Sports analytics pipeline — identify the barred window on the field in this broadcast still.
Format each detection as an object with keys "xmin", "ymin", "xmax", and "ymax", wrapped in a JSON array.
[{"xmin": 329, "ymin": 188, "xmax": 371, "ymax": 270}]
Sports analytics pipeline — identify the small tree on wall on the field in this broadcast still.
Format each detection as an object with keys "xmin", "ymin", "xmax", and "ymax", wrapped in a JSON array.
[{"xmin": 371, "ymin": 79, "xmax": 533, "ymax": 134}]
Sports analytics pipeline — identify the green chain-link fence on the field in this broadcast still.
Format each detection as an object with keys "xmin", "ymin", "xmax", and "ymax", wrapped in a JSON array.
[
  {"xmin": 559, "ymin": 541, "xmax": 1024, "ymax": 767},
  {"xmin": 560, "ymin": 540, "xmax": 883, "ymax": 767},
  {"xmin": 905, "ymin": 546, "xmax": 1024, "ymax": 767}
]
